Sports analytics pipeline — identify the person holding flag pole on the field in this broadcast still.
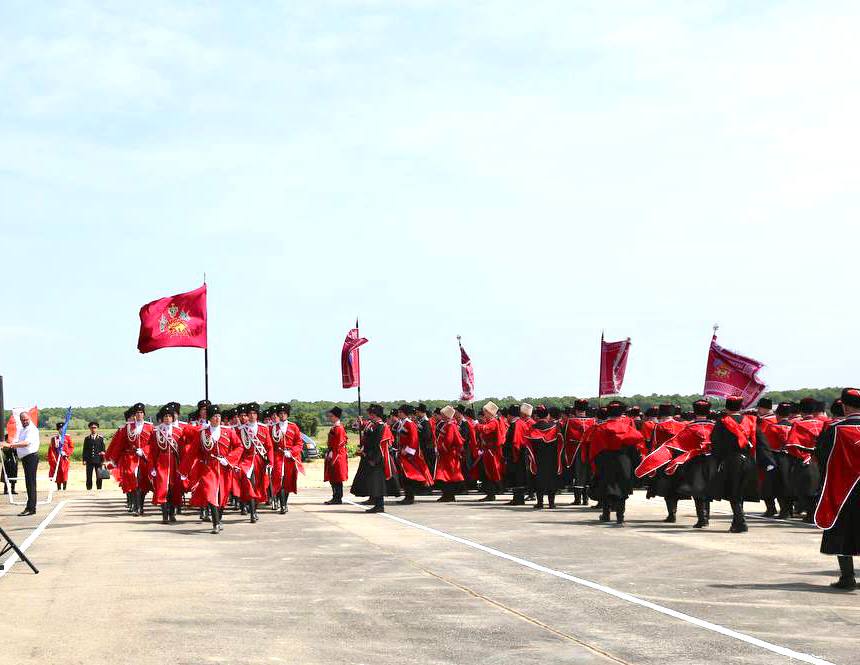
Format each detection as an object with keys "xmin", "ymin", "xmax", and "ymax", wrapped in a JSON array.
[{"xmin": 47, "ymin": 408, "xmax": 74, "ymax": 491}]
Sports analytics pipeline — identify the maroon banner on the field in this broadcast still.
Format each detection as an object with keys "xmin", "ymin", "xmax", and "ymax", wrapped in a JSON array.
[
  {"xmin": 599, "ymin": 334, "xmax": 630, "ymax": 396},
  {"xmin": 137, "ymin": 284, "xmax": 207, "ymax": 354},
  {"xmin": 703, "ymin": 334, "xmax": 765, "ymax": 408},
  {"xmin": 458, "ymin": 336, "xmax": 475, "ymax": 401},
  {"xmin": 341, "ymin": 325, "xmax": 368, "ymax": 389}
]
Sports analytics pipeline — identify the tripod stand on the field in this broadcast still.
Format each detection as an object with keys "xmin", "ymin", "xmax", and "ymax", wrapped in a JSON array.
[{"xmin": 0, "ymin": 526, "xmax": 38, "ymax": 574}]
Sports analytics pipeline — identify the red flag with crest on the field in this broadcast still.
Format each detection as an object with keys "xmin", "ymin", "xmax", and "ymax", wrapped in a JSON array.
[
  {"xmin": 458, "ymin": 336, "xmax": 475, "ymax": 401},
  {"xmin": 137, "ymin": 285, "xmax": 207, "ymax": 354},
  {"xmin": 341, "ymin": 322, "xmax": 368, "ymax": 389},
  {"xmin": 599, "ymin": 334, "xmax": 630, "ymax": 397},
  {"xmin": 703, "ymin": 332, "xmax": 765, "ymax": 408}
]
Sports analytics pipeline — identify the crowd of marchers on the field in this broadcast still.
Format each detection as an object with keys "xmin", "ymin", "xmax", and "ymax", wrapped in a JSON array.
[{"xmin": 11, "ymin": 389, "xmax": 858, "ymax": 593}]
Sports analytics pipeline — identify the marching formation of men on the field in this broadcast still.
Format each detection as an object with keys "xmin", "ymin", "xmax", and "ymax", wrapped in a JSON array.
[
  {"xmin": 97, "ymin": 389, "xmax": 860, "ymax": 591},
  {"xmin": 103, "ymin": 400, "xmax": 318, "ymax": 534}
]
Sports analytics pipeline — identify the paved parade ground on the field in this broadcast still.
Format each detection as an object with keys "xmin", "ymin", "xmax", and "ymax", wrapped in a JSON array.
[{"xmin": 0, "ymin": 481, "xmax": 855, "ymax": 665}]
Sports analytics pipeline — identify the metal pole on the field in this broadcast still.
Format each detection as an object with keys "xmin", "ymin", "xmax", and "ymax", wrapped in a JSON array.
[
  {"xmin": 204, "ymin": 273, "xmax": 209, "ymax": 402},
  {"xmin": 356, "ymin": 317, "xmax": 362, "ymax": 448}
]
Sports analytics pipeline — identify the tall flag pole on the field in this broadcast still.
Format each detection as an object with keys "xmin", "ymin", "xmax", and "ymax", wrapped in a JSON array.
[
  {"xmin": 203, "ymin": 273, "xmax": 208, "ymax": 401},
  {"xmin": 599, "ymin": 332, "xmax": 631, "ymax": 399},
  {"xmin": 341, "ymin": 319, "xmax": 368, "ymax": 441},
  {"xmin": 457, "ymin": 335, "xmax": 475, "ymax": 402},
  {"xmin": 703, "ymin": 325, "xmax": 766, "ymax": 408}
]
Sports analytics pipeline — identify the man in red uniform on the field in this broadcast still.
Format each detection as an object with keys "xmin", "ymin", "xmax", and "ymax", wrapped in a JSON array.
[
  {"xmin": 434, "ymin": 405, "xmax": 465, "ymax": 502},
  {"xmin": 758, "ymin": 401, "xmax": 795, "ymax": 518},
  {"xmin": 396, "ymin": 405, "xmax": 433, "ymax": 505},
  {"xmin": 271, "ymin": 403, "xmax": 303, "ymax": 513},
  {"xmin": 235, "ymin": 402, "xmax": 273, "ymax": 523},
  {"xmin": 324, "ymin": 406, "xmax": 349, "ymax": 505},
  {"xmin": 588, "ymin": 400, "xmax": 644, "ymax": 525},
  {"xmin": 48, "ymin": 422, "xmax": 74, "ymax": 491},
  {"xmin": 565, "ymin": 399, "xmax": 595, "ymax": 506},
  {"xmin": 473, "ymin": 401, "xmax": 506, "ymax": 502},
  {"xmin": 105, "ymin": 402, "xmax": 153, "ymax": 517},
  {"xmin": 180, "ymin": 405, "xmax": 241, "ymax": 534},
  {"xmin": 788, "ymin": 397, "xmax": 826, "ymax": 522},
  {"xmin": 646, "ymin": 404, "xmax": 686, "ymax": 522},
  {"xmin": 504, "ymin": 404, "xmax": 530, "ymax": 506},
  {"xmin": 149, "ymin": 405, "xmax": 184, "ymax": 524}
]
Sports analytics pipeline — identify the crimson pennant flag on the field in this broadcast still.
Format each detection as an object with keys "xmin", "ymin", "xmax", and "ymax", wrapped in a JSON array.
[
  {"xmin": 599, "ymin": 333, "xmax": 630, "ymax": 396},
  {"xmin": 341, "ymin": 322, "xmax": 368, "ymax": 389},
  {"xmin": 458, "ymin": 336, "xmax": 475, "ymax": 401},
  {"xmin": 137, "ymin": 285, "xmax": 207, "ymax": 354},
  {"xmin": 703, "ymin": 332, "xmax": 766, "ymax": 408}
]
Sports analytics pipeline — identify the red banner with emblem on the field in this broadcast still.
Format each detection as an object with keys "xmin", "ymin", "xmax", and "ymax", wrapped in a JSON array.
[
  {"xmin": 137, "ymin": 285, "xmax": 207, "ymax": 354},
  {"xmin": 703, "ymin": 333, "xmax": 765, "ymax": 408}
]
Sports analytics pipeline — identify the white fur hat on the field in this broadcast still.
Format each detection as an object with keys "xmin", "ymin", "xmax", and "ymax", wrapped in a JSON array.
[
  {"xmin": 440, "ymin": 405, "xmax": 456, "ymax": 419},
  {"xmin": 482, "ymin": 401, "xmax": 499, "ymax": 417},
  {"xmin": 520, "ymin": 403, "xmax": 534, "ymax": 417}
]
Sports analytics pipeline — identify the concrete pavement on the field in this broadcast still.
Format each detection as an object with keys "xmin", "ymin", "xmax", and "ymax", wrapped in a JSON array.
[{"xmin": 0, "ymin": 485, "xmax": 854, "ymax": 665}]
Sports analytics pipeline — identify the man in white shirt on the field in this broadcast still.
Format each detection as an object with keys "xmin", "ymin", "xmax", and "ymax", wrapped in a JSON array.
[{"xmin": 2, "ymin": 411, "xmax": 40, "ymax": 515}]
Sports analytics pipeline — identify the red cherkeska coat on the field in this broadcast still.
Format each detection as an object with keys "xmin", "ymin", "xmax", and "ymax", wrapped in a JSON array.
[
  {"xmin": 48, "ymin": 434, "xmax": 74, "ymax": 483},
  {"xmin": 397, "ymin": 419, "xmax": 433, "ymax": 485},
  {"xmin": 105, "ymin": 422, "xmax": 154, "ymax": 493},
  {"xmin": 563, "ymin": 417, "xmax": 596, "ymax": 467},
  {"xmin": 234, "ymin": 423, "xmax": 274, "ymax": 502},
  {"xmin": 649, "ymin": 419, "xmax": 685, "ymax": 453},
  {"xmin": 181, "ymin": 425, "xmax": 241, "ymax": 508},
  {"xmin": 148, "ymin": 424, "xmax": 184, "ymax": 506},
  {"xmin": 324, "ymin": 422, "xmax": 349, "ymax": 483},
  {"xmin": 472, "ymin": 417, "xmax": 507, "ymax": 482},
  {"xmin": 434, "ymin": 420, "xmax": 465, "ymax": 483},
  {"xmin": 271, "ymin": 420, "xmax": 305, "ymax": 493}
]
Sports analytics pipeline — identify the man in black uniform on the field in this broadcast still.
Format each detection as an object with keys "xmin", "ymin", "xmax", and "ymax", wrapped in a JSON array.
[
  {"xmin": 1, "ymin": 434, "xmax": 18, "ymax": 495},
  {"xmin": 711, "ymin": 396, "xmax": 763, "ymax": 533},
  {"xmin": 351, "ymin": 404, "xmax": 388, "ymax": 513},
  {"xmin": 82, "ymin": 421, "xmax": 107, "ymax": 490},
  {"xmin": 415, "ymin": 403, "xmax": 436, "ymax": 476},
  {"xmin": 815, "ymin": 388, "xmax": 860, "ymax": 589}
]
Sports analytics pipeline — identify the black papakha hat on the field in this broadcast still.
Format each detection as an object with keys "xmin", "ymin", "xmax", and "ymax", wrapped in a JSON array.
[
  {"xmin": 606, "ymin": 401, "xmax": 625, "ymax": 418},
  {"xmin": 88, "ymin": 421, "xmax": 99, "ymax": 428},
  {"xmin": 574, "ymin": 399, "xmax": 589, "ymax": 410},
  {"xmin": 693, "ymin": 399, "xmax": 711, "ymax": 416},
  {"xmin": 416, "ymin": 403, "xmax": 428, "ymax": 413},
  {"xmin": 658, "ymin": 404, "xmax": 674, "ymax": 417},
  {"xmin": 132, "ymin": 402, "xmax": 146, "ymax": 413},
  {"xmin": 725, "ymin": 396, "xmax": 744, "ymax": 411},
  {"xmin": 842, "ymin": 388, "xmax": 860, "ymax": 409},
  {"xmin": 197, "ymin": 399, "xmax": 211, "ymax": 409},
  {"xmin": 775, "ymin": 402, "xmax": 793, "ymax": 417},
  {"xmin": 831, "ymin": 400, "xmax": 845, "ymax": 417},
  {"xmin": 328, "ymin": 406, "xmax": 343, "ymax": 418},
  {"xmin": 236, "ymin": 404, "xmax": 249, "ymax": 415},
  {"xmin": 209, "ymin": 404, "xmax": 221, "ymax": 416},
  {"xmin": 757, "ymin": 397, "xmax": 773, "ymax": 409},
  {"xmin": 799, "ymin": 397, "xmax": 818, "ymax": 415}
]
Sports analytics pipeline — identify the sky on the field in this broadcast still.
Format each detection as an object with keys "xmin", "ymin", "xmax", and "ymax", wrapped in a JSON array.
[{"xmin": 1, "ymin": 1, "xmax": 859, "ymax": 408}]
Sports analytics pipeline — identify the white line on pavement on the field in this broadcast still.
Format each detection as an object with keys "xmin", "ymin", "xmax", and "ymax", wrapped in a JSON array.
[
  {"xmin": 0, "ymin": 500, "xmax": 72, "ymax": 578},
  {"xmin": 344, "ymin": 499, "xmax": 835, "ymax": 665}
]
